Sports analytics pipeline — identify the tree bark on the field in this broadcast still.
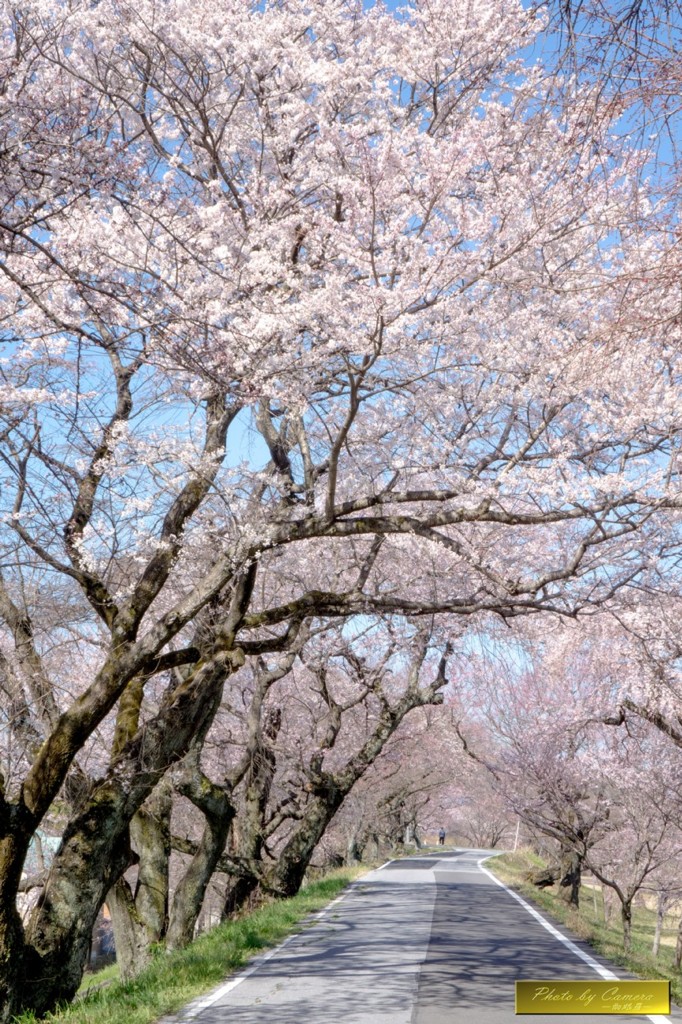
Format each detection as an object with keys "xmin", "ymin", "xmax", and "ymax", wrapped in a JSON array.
[
  {"xmin": 345, "ymin": 830, "xmax": 362, "ymax": 866},
  {"xmin": 652, "ymin": 891, "xmax": 665, "ymax": 959},
  {"xmin": 9, "ymin": 651, "xmax": 241, "ymax": 1017},
  {"xmin": 108, "ymin": 780, "xmax": 172, "ymax": 981},
  {"xmin": 223, "ymin": 872, "xmax": 261, "ymax": 919},
  {"xmin": 221, "ymin": 706, "xmax": 281, "ymax": 919},
  {"xmin": 0, "ymin": 819, "xmax": 33, "ymax": 1024},
  {"xmin": 22, "ymin": 785, "xmax": 135, "ymax": 1017},
  {"xmin": 404, "ymin": 821, "xmax": 421, "ymax": 848},
  {"xmin": 166, "ymin": 791, "xmax": 234, "ymax": 950},
  {"xmin": 621, "ymin": 900, "xmax": 633, "ymax": 952},
  {"xmin": 558, "ymin": 846, "xmax": 581, "ymax": 908}
]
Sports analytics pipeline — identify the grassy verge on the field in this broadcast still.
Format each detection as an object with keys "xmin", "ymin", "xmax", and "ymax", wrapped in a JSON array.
[
  {"xmin": 13, "ymin": 868, "xmax": 365, "ymax": 1024},
  {"xmin": 486, "ymin": 850, "xmax": 682, "ymax": 1006}
]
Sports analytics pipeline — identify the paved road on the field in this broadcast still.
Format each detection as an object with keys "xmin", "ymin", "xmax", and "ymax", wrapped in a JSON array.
[{"xmin": 172, "ymin": 849, "xmax": 679, "ymax": 1024}]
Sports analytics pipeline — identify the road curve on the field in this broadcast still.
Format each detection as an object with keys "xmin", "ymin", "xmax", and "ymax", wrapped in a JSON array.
[{"xmin": 166, "ymin": 849, "xmax": 680, "ymax": 1024}]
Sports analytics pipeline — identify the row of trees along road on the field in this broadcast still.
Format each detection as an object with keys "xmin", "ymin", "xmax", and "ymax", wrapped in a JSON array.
[
  {"xmin": 452, "ymin": 611, "xmax": 682, "ymax": 955},
  {"xmin": 1, "ymin": 0, "xmax": 682, "ymax": 1018}
]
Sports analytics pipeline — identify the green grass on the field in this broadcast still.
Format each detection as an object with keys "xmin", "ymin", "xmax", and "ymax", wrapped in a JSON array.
[
  {"xmin": 487, "ymin": 850, "xmax": 682, "ymax": 1006},
  {"xmin": 78, "ymin": 963, "xmax": 119, "ymax": 997},
  {"xmin": 13, "ymin": 868, "xmax": 363, "ymax": 1024}
]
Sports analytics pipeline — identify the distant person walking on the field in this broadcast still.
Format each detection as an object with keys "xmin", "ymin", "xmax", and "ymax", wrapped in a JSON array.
[{"xmin": 438, "ymin": 828, "xmax": 446, "ymax": 846}]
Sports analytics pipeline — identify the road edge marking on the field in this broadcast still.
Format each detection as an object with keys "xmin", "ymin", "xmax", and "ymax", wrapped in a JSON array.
[
  {"xmin": 477, "ymin": 858, "xmax": 670, "ymax": 1024},
  {"xmin": 175, "ymin": 885, "xmax": 359, "ymax": 1021}
]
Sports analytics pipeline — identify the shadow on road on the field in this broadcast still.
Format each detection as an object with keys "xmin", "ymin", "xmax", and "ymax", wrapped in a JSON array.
[{"xmin": 194, "ymin": 878, "xmax": 435, "ymax": 1024}]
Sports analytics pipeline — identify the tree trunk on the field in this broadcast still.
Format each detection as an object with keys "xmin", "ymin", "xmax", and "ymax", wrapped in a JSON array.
[
  {"xmin": 108, "ymin": 781, "xmax": 172, "ymax": 981},
  {"xmin": 652, "ymin": 891, "xmax": 665, "ymax": 959},
  {"xmin": 558, "ymin": 846, "xmax": 581, "ymax": 908},
  {"xmin": 404, "ymin": 821, "xmax": 421, "ymax": 848},
  {"xmin": 221, "ymin": 706, "xmax": 281, "ymax": 920},
  {"xmin": 166, "ymin": 807, "xmax": 234, "ymax": 950},
  {"xmin": 223, "ymin": 873, "xmax": 261, "ymax": 918},
  {"xmin": 107, "ymin": 880, "xmax": 151, "ymax": 982},
  {"xmin": 0, "ymin": 825, "xmax": 33, "ymax": 1024},
  {"xmin": 621, "ymin": 900, "xmax": 633, "ymax": 952},
  {"xmin": 674, "ymin": 913, "xmax": 682, "ymax": 970},
  {"xmin": 346, "ymin": 830, "xmax": 362, "ymax": 866},
  {"xmin": 365, "ymin": 832, "xmax": 380, "ymax": 863},
  {"xmin": 8, "ymin": 653, "xmax": 239, "ymax": 1018},
  {"xmin": 21, "ymin": 784, "xmax": 135, "ymax": 1018},
  {"xmin": 267, "ymin": 794, "xmax": 346, "ymax": 897}
]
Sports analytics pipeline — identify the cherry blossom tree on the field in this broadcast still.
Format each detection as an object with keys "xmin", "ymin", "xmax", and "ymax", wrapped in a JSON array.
[
  {"xmin": 448, "ymin": 764, "xmax": 513, "ymax": 850},
  {"xmin": 581, "ymin": 728, "xmax": 682, "ymax": 952},
  {"xmin": 323, "ymin": 686, "xmax": 468, "ymax": 859},
  {"xmin": 551, "ymin": 0, "xmax": 682, "ymax": 145},
  {"xmin": 0, "ymin": 0, "xmax": 681, "ymax": 1016},
  {"xmin": 88, "ymin": 620, "xmax": 451, "ymax": 977},
  {"xmin": 219, "ymin": 625, "xmax": 451, "ymax": 904},
  {"xmin": 453, "ymin": 659, "xmax": 611, "ymax": 906},
  {"xmin": 453, "ymin": 615, "xmax": 682, "ymax": 940}
]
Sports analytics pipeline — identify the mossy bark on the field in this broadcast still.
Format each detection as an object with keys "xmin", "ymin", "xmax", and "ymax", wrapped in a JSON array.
[
  {"xmin": 345, "ymin": 830, "xmax": 362, "ymax": 866},
  {"xmin": 6, "ymin": 653, "xmax": 240, "ymax": 1018},
  {"xmin": 0, "ymin": 825, "xmax": 32, "ymax": 1024},
  {"xmin": 166, "ymin": 805, "xmax": 234, "ymax": 950},
  {"xmin": 222, "ymin": 708, "xmax": 281, "ymax": 919},
  {"xmin": 557, "ymin": 846, "xmax": 582, "ymax": 908},
  {"xmin": 108, "ymin": 780, "xmax": 172, "ymax": 981},
  {"xmin": 20, "ymin": 781, "xmax": 135, "ymax": 1017}
]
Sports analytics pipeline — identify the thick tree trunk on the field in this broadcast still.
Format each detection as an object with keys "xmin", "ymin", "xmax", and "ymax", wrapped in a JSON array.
[
  {"xmin": 404, "ymin": 821, "xmax": 421, "ymax": 848},
  {"xmin": 365, "ymin": 833, "xmax": 380, "ymax": 863},
  {"xmin": 166, "ymin": 807, "xmax": 234, "ymax": 950},
  {"xmin": 345, "ymin": 830, "xmax": 362, "ymax": 866},
  {"xmin": 8, "ymin": 653, "xmax": 240, "ymax": 1018},
  {"xmin": 22, "ymin": 785, "xmax": 135, "ymax": 1017},
  {"xmin": 0, "ymin": 825, "xmax": 33, "ymax": 1024},
  {"xmin": 108, "ymin": 781, "xmax": 172, "ymax": 981},
  {"xmin": 107, "ymin": 881, "xmax": 151, "ymax": 982},
  {"xmin": 675, "ymin": 913, "xmax": 682, "ymax": 970},
  {"xmin": 221, "ymin": 706, "xmax": 281, "ymax": 920},
  {"xmin": 223, "ymin": 873, "xmax": 261, "ymax": 919},
  {"xmin": 558, "ymin": 847, "xmax": 581, "ymax": 908},
  {"xmin": 267, "ymin": 794, "xmax": 346, "ymax": 897}
]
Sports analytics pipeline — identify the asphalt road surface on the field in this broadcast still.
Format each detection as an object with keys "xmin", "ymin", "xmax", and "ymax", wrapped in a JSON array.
[{"xmin": 169, "ymin": 849, "xmax": 680, "ymax": 1024}]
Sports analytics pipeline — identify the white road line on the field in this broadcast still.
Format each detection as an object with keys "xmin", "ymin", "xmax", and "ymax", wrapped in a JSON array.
[
  {"xmin": 177, "ymin": 885, "xmax": 359, "ymax": 1021},
  {"xmin": 180, "ymin": 937, "xmax": 296, "ymax": 1020},
  {"xmin": 477, "ymin": 858, "xmax": 670, "ymax": 1024}
]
